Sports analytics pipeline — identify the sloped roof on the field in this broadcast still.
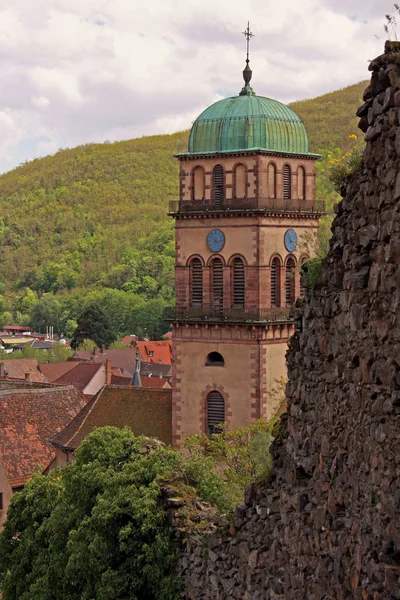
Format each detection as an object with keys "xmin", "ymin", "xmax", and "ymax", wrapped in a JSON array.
[
  {"xmin": 141, "ymin": 376, "xmax": 171, "ymax": 389},
  {"xmin": 39, "ymin": 361, "xmax": 79, "ymax": 382},
  {"xmin": 0, "ymin": 386, "xmax": 86, "ymax": 486},
  {"xmin": 135, "ymin": 340, "xmax": 172, "ymax": 364},
  {"xmin": 52, "ymin": 385, "xmax": 172, "ymax": 449},
  {"xmin": 72, "ymin": 348, "xmax": 137, "ymax": 374},
  {"xmin": 111, "ymin": 374, "xmax": 132, "ymax": 386},
  {"xmin": 53, "ymin": 362, "xmax": 104, "ymax": 394},
  {"xmin": 0, "ymin": 359, "xmax": 47, "ymax": 383}
]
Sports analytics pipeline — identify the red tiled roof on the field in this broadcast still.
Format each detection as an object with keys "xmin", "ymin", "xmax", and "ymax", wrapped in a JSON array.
[
  {"xmin": 39, "ymin": 361, "xmax": 80, "ymax": 382},
  {"xmin": 3, "ymin": 325, "xmax": 32, "ymax": 331},
  {"xmin": 0, "ymin": 359, "xmax": 47, "ymax": 383},
  {"xmin": 121, "ymin": 335, "xmax": 137, "ymax": 346},
  {"xmin": 141, "ymin": 376, "xmax": 170, "ymax": 389},
  {"xmin": 52, "ymin": 385, "xmax": 172, "ymax": 449},
  {"xmin": 135, "ymin": 341, "xmax": 172, "ymax": 365},
  {"xmin": 0, "ymin": 386, "xmax": 86, "ymax": 486},
  {"xmin": 111, "ymin": 374, "xmax": 132, "ymax": 386},
  {"xmin": 53, "ymin": 362, "xmax": 104, "ymax": 394}
]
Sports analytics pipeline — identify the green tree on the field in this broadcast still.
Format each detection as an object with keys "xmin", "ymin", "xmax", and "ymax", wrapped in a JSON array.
[
  {"xmin": 71, "ymin": 303, "xmax": 117, "ymax": 349},
  {"xmin": 0, "ymin": 429, "xmax": 183, "ymax": 600}
]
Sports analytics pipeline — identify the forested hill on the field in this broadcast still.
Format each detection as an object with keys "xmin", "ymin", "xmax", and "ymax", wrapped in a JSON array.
[{"xmin": 0, "ymin": 80, "xmax": 367, "ymax": 338}]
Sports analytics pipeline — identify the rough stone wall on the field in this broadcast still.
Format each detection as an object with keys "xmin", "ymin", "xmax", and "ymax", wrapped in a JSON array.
[{"xmin": 179, "ymin": 44, "xmax": 400, "ymax": 600}]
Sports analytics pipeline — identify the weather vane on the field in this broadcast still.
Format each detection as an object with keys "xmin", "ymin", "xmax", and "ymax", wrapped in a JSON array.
[{"xmin": 242, "ymin": 21, "xmax": 254, "ymax": 63}]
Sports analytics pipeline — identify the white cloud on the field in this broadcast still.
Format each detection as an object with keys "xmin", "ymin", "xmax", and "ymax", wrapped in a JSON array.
[{"xmin": 0, "ymin": 0, "xmax": 390, "ymax": 173}]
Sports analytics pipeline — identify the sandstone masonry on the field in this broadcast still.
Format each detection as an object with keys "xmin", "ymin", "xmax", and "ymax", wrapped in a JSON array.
[{"xmin": 178, "ymin": 42, "xmax": 400, "ymax": 600}]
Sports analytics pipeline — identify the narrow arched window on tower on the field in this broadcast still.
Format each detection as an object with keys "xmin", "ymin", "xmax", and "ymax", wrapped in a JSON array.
[
  {"xmin": 212, "ymin": 258, "xmax": 224, "ymax": 312},
  {"xmin": 298, "ymin": 166, "xmax": 306, "ymax": 200},
  {"xmin": 271, "ymin": 257, "xmax": 281, "ymax": 307},
  {"xmin": 234, "ymin": 164, "xmax": 246, "ymax": 198},
  {"xmin": 283, "ymin": 165, "xmax": 291, "ymax": 200},
  {"xmin": 190, "ymin": 258, "xmax": 203, "ymax": 307},
  {"xmin": 207, "ymin": 390, "xmax": 225, "ymax": 435},
  {"xmin": 232, "ymin": 257, "xmax": 245, "ymax": 307},
  {"xmin": 285, "ymin": 257, "xmax": 296, "ymax": 306},
  {"xmin": 212, "ymin": 165, "xmax": 224, "ymax": 208},
  {"xmin": 268, "ymin": 163, "xmax": 276, "ymax": 199},
  {"xmin": 193, "ymin": 166, "xmax": 205, "ymax": 200}
]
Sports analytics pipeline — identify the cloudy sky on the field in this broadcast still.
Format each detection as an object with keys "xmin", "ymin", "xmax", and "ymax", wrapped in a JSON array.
[{"xmin": 0, "ymin": 0, "xmax": 392, "ymax": 173}]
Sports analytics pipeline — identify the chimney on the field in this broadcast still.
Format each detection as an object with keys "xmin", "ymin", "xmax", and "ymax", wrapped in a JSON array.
[
  {"xmin": 101, "ymin": 344, "xmax": 106, "ymax": 354},
  {"xmin": 105, "ymin": 359, "xmax": 112, "ymax": 385},
  {"xmin": 0, "ymin": 363, "xmax": 5, "ymax": 378},
  {"xmin": 92, "ymin": 346, "xmax": 97, "ymax": 358},
  {"xmin": 25, "ymin": 372, "xmax": 32, "ymax": 382}
]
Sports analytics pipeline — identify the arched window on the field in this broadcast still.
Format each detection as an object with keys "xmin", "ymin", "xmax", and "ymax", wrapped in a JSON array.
[
  {"xmin": 300, "ymin": 259, "xmax": 308, "ymax": 297},
  {"xmin": 207, "ymin": 390, "xmax": 225, "ymax": 435},
  {"xmin": 268, "ymin": 163, "xmax": 276, "ymax": 199},
  {"xmin": 206, "ymin": 352, "xmax": 225, "ymax": 366},
  {"xmin": 232, "ymin": 257, "xmax": 245, "ymax": 307},
  {"xmin": 298, "ymin": 166, "xmax": 306, "ymax": 200},
  {"xmin": 234, "ymin": 163, "xmax": 246, "ymax": 198},
  {"xmin": 212, "ymin": 165, "xmax": 224, "ymax": 208},
  {"xmin": 193, "ymin": 166, "xmax": 205, "ymax": 200},
  {"xmin": 285, "ymin": 257, "xmax": 296, "ymax": 306},
  {"xmin": 271, "ymin": 257, "xmax": 281, "ymax": 307},
  {"xmin": 212, "ymin": 258, "xmax": 224, "ymax": 312},
  {"xmin": 190, "ymin": 258, "xmax": 203, "ymax": 307},
  {"xmin": 283, "ymin": 165, "xmax": 291, "ymax": 200}
]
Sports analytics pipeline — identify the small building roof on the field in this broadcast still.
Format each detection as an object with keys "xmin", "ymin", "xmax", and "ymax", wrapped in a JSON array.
[
  {"xmin": 0, "ymin": 359, "xmax": 47, "ymax": 383},
  {"xmin": 52, "ymin": 385, "xmax": 172, "ymax": 449},
  {"xmin": 135, "ymin": 340, "xmax": 172, "ymax": 365},
  {"xmin": 141, "ymin": 376, "xmax": 171, "ymax": 389},
  {"xmin": 53, "ymin": 362, "xmax": 104, "ymax": 394},
  {"xmin": 71, "ymin": 348, "xmax": 137, "ymax": 375},
  {"xmin": 0, "ymin": 386, "xmax": 86, "ymax": 486},
  {"xmin": 39, "ymin": 361, "xmax": 80, "ymax": 382}
]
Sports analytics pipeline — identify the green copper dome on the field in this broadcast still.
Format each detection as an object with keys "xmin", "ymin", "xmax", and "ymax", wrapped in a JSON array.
[{"xmin": 187, "ymin": 93, "xmax": 310, "ymax": 155}]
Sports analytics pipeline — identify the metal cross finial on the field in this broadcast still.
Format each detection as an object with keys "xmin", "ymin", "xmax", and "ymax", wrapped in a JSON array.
[{"xmin": 242, "ymin": 21, "xmax": 254, "ymax": 63}]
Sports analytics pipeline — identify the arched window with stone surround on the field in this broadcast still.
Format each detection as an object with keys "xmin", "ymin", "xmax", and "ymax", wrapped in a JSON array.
[
  {"xmin": 232, "ymin": 257, "xmax": 245, "ymax": 307},
  {"xmin": 206, "ymin": 390, "xmax": 225, "ymax": 435},
  {"xmin": 211, "ymin": 257, "xmax": 224, "ymax": 311},
  {"xmin": 212, "ymin": 164, "xmax": 224, "ymax": 208},
  {"xmin": 189, "ymin": 257, "xmax": 203, "ymax": 307},
  {"xmin": 268, "ymin": 162, "xmax": 276, "ymax": 199},
  {"xmin": 285, "ymin": 256, "xmax": 296, "ymax": 306},
  {"xmin": 234, "ymin": 163, "xmax": 247, "ymax": 198},
  {"xmin": 192, "ymin": 166, "xmax": 205, "ymax": 200},
  {"xmin": 271, "ymin": 257, "xmax": 281, "ymax": 307},
  {"xmin": 283, "ymin": 164, "xmax": 291, "ymax": 200}
]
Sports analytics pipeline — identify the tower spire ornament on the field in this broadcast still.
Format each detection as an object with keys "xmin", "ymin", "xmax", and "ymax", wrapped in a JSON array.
[{"xmin": 240, "ymin": 21, "xmax": 255, "ymax": 96}]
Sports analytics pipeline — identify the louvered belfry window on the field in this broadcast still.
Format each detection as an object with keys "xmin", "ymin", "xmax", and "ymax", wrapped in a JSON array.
[
  {"xmin": 233, "ymin": 258, "xmax": 245, "ymax": 307},
  {"xmin": 212, "ymin": 258, "xmax": 224, "ymax": 311},
  {"xmin": 190, "ymin": 258, "xmax": 203, "ymax": 307},
  {"xmin": 285, "ymin": 257, "xmax": 296, "ymax": 306},
  {"xmin": 212, "ymin": 165, "xmax": 224, "ymax": 208},
  {"xmin": 207, "ymin": 390, "xmax": 225, "ymax": 435},
  {"xmin": 271, "ymin": 257, "xmax": 281, "ymax": 307},
  {"xmin": 283, "ymin": 165, "xmax": 291, "ymax": 200}
]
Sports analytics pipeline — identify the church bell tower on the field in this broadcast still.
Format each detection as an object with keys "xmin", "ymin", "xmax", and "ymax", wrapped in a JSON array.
[{"xmin": 168, "ymin": 26, "xmax": 323, "ymax": 446}]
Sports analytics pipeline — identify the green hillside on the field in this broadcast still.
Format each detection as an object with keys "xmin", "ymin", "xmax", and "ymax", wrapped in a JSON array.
[{"xmin": 0, "ymin": 80, "xmax": 367, "ymax": 337}]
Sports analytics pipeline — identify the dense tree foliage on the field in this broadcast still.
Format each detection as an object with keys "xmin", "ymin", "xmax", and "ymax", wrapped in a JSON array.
[
  {"xmin": 0, "ymin": 83, "xmax": 366, "ymax": 335},
  {"xmin": 0, "ymin": 422, "xmax": 279, "ymax": 599}
]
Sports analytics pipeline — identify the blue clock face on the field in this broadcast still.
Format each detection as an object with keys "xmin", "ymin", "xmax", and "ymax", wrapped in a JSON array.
[
  {"xmin": 207, "ymin": 229, "xmax": 225, "ymax": 252},
  {"xmin": 284, "ymin": 229, "xmax": 298, "ymax": 252}
]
